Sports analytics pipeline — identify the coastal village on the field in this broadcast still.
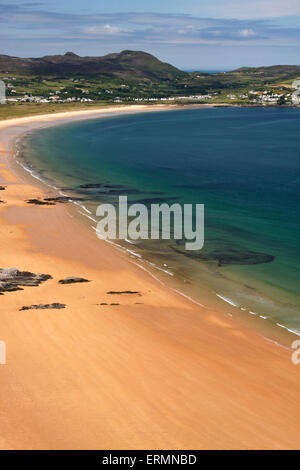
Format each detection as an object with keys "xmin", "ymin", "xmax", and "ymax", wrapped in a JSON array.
[{"xmin": 1, "ymin": 74, "xmax": 300, "ymax": 106}]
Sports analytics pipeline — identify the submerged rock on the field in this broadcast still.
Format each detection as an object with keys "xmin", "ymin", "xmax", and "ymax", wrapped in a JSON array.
[
  {"xmin": 79, "ymin": 183, "xmax": 105, "ymax": 189},
  {"xmin": 59, "ymin": 277, "xmax": 90, "ymax": 284},
  {"xmin": 173, "ymin": 246, "xmax": 274, "ymax": 267},
  {"xmin": 20, "ymin": 303, "xmax": 66, "ymax": 311},
  {"xmin": 129, "ymin": 196, "xmax": 180, "ymax": 205},
  {"xmin": 79, "ymin": 183, "xmax": 124, "ymax": 189},
  {"xmin": 0, "ymin": 268, "xmax": 52, "ymax": 294},
  {"xmin": 97, "ymin": 188, "xmax": 143, "ymax": 195}
]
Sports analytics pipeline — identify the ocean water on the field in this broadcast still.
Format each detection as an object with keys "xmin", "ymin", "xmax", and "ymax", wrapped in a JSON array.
[{"xmin": 19, "ymin": 107, "xmax": 300, "ymax": 334}]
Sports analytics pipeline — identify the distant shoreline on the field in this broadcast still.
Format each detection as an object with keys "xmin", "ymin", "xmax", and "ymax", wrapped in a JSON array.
[
  {"xmin": 1, "ymin": 100, "xmax": 298, "ymax": 122},
  {"xmin": 0, "ymin": 102, "xmax": 224, "ymax": 122},
  {"xmin": 2, "ymin": 102, "xmax": 299, "ymax": 346}
]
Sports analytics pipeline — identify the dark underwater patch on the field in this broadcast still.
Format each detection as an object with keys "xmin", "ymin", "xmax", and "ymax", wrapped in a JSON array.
[
  {"xmin": 173, "ymin": 245, "xmax": 275, "ymax": 267},
  {"xmin": 128, "ymin": 196, "xmax": 181, "ymax": 205}
]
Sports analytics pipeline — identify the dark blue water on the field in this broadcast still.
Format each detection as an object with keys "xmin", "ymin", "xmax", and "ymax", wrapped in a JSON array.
[{"xmin": 20, "ymin": 107, "xmax": 300, "ymax": 333}]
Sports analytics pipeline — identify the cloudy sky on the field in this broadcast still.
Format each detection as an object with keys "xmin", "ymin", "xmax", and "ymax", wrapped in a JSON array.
[{"xmin": 1, "ymin": 0, "xmax": 300, "ymax": 70}]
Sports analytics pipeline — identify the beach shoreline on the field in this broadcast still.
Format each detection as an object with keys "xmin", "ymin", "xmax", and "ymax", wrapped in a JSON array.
[
  {"xmin": 1, "ymin": 104, "xmax": 300, "ymax": 449},
  {"xmin": 10, "ymin": 103, "xmax": 299, "ymax": 346}
]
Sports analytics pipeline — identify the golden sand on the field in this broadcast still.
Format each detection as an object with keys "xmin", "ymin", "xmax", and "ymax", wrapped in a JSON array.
[{"xmin": 0, "ymin": 106, "xmax": 299, "ymax": 449}]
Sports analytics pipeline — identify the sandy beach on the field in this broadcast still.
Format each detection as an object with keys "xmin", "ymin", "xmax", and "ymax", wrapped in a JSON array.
[{"xmin": 0, "ymin": 104, "xmax": 300, "ymax": 450}]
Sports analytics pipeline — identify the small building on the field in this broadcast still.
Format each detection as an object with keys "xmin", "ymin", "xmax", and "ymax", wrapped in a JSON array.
[{"xmin": 0, "ymin": 80, "xmax": 6, "ymax": 104}]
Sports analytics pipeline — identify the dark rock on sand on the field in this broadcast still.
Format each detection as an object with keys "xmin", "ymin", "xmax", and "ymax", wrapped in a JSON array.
[
  {"xmin": 0, "ymin": 186, "xmax": 6, "ymax": 190},
  {"xmin": 27, "ymin": 196, "xmax": 71, "ymax": 205},
  {"xmin": 107, "ymin": 290, "xmax": 141, "ymax": 295},
  {"xmin": 0, "ymin": 200, "xmax": 5, "ymax": 204},
  {"xmin": 44, "ymin": 197, "xmax": 70, "ymax": 203},
  {"xmin": 59, "ymin": 277, "xmax": 90, "ymax": 284},
  {"xmin": 98, "ymin": 302, "xmax": 120, "ymax": 306},
  {"xmin": 20, "ymin": 303, "xmax": 66, "ymax": 311},
  {"xmin": 26, "ymin": 198, "xmax": 55, "ymax": 206},
  {"xmin": 0, "ymin": 268, "xmax": 52, "ymax": 295}
]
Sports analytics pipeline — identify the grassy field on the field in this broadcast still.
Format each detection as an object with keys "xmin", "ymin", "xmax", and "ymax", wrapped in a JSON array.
[{"xmin": 0, "ymin": 101, "xmax": 126, "ymax": 120}]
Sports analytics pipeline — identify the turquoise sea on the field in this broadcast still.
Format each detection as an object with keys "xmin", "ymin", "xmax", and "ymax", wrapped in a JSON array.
[{"xmin": 19, "ymin": 107, "xmax": 300, "ymax": 335}]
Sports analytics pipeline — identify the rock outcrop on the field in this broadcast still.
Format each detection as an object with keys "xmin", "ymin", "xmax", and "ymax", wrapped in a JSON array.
[
  {"xmin": 26, "ymin": 198, "xmax": 55, "ymax": 206},
  {"xmin": 20, "ymin": 303, "xmax": 66, "ymax": 310},
  {"xmin": 59, "ymin": 277, "xmax": 90, "ymax": 284},
  {"xmin": 0, "ymin": 268, "xmax": 52, "ymax": 294},
  {"xmin": 107, "ymin": 290, "xmax": 141, "ymax": 295}
]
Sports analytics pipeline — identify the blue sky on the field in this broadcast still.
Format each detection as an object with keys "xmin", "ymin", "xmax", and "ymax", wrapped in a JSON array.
[{"xmin": 1, "ymin": 0, "xmax": 300, "ymax": 70}]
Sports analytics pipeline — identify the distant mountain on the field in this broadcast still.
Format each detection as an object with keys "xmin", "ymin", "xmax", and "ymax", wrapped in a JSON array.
[
  {"xmin": 0, "ymin": 50, "xmax": 186, "ymax": 81},
  {"xmin": 233, "ymin": 65, "xmax": 300, "ymax": 81},
  {"xmin": 185, "ymin": 64, "xmax": 300, "ymax": 93},
  {"xmin": 1, "ymin": 51, "xmax": 299, "ymax": 95}
]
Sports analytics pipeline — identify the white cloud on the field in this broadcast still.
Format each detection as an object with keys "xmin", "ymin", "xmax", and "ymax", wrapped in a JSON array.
[
  {"xmin": 1, "ymin": 4, "xmax": 300, "ymax": 49},
  {"xmin": 82, "ymin": 24, "xmax": 133, "ymax": 35},
  {"xmin": 238, "ymin": 28, "xmax": 256, "ymax": 38}
]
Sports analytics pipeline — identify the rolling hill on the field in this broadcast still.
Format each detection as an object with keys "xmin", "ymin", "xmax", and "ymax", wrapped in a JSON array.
[{"xmin": 0, "ymin": 50, "xmax": 186, "ymax": 81}]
